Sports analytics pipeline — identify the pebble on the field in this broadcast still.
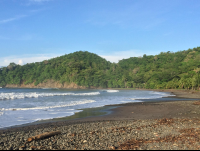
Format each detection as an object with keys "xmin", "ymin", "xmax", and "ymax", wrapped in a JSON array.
[{"xmin": 1, "ymin": 118, "xmax": 200, "ymax": 150}]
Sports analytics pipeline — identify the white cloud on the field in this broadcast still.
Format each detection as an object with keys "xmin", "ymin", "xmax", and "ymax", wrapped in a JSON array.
[
  {"xmin": 0, "ymin": 15, "xmax": 27, "ymax": 24},
  {"xmin": 0, "ymin": 50, "xmax": 154, "ymax": 67},
  {"xmin": 100, "ymin": 50, "xmax": 144, "ymax": 63},
  {"xmin": 100, "ymin": 55, "xmax": 124, "ymax": 63},
  {"xmin": 18, "ymin": 60, "xmax": 24, "ymax": 65},
  {"xmin": 0, "ymin": 53, "xmax": 62, "ymax": 67},
  {"xmin": 0, "ymin": 6, "xmax": 47, "ymax": 24}
]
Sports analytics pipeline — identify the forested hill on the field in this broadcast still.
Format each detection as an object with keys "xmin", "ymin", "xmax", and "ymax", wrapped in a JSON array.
[
  {"xmin": 1, "ymin": 47, "xmax": 200, "ymax": 90},
  {"xmin": 0, "ymin": 51, "xmax": 111, "ymax": 88}
]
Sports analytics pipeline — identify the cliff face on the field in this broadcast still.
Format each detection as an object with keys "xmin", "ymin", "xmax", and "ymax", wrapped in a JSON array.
[{"xmin": 5, "ymin": 80, "xmax": 87, "ymax": 89}]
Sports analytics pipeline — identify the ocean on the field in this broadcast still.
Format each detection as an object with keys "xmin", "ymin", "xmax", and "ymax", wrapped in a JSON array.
[{"xmin": 0, "ymin": 88, "xmax": 176, "ymax": 129}]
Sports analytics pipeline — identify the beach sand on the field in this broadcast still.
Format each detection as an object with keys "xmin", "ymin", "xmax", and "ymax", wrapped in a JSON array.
[{"xmin": 0, "ymin": 89, "xmax": 200, "ymax": 150}]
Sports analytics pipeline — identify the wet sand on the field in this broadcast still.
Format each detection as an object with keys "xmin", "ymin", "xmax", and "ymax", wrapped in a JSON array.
[{"xmin": 1, "ymin": 89, "xmax": 200, "ymax": 150}]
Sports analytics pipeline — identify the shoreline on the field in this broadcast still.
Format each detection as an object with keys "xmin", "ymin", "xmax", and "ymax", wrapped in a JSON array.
[
  {"xmin": 1, "ymin": 89, "xmax": 200, "ymax": 149},
  {"xmin": 0, "ymin": 89, "xmax": 199, "ymax": 132}
]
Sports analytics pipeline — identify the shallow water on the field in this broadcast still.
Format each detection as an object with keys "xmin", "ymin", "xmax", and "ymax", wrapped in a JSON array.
[{"xmin": 0, "ymin": 88, "xmax": 175, "ymax": 128}]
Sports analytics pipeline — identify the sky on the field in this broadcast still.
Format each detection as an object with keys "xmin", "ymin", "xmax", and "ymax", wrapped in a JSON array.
[{"xmin": 0, "ymin": 0, "xmax": 200, "ymax": 67}]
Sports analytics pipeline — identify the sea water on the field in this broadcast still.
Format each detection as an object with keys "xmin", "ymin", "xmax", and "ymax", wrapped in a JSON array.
[{"xmin": 0, "ymin": 88, "xmax": 175, "ymax": 129}]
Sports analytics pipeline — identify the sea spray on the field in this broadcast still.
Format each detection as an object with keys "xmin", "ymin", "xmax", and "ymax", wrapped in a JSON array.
[{"xmin": 0, "ymin": 92, "xmax": 100, "ymax": 100}]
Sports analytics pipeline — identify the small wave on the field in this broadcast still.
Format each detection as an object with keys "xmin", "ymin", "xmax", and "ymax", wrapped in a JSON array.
[
  {"xmin": 42, "ymin": 88, "xmax": 58, "ymax": 89},
  {"xmin": 107, "ymin": 90, "xmax": 119, "ymax": 93},
  {"xmin": 102, "ymin": 90, "xmax": 119, "ymax": 93},
  {"xmin": 17, "ymin": 119, "xmax": 28, "ymax": 122},
  {"xmin": 121, "ymin": 100, "xmax": 142, "ymax": 103},
  {"xmin": 0, "ymin": 92, "xmax": 100, "ymax": 100},
  {"xmin": 130, "ymin": 92, "xmax": 174, "ymax": 100},
  {"xmin": 150, "ymin": 91, "xmax": 174, "ymax": 96},
  {"xmin": 0, "ymin": 112, "xmax": 3, "ymax": 116},
  {"xmin": 130, "ymin": 96, "xmax": 162, "ymax": 100},
  {"xmin": 3, "ymin": 100, "xmax": 96, "ymax": 111},
  {"xmin": 150, "ymin": 91, "xmax": 176, "ymax": 97},
  {"xmin": 0, "ymin": 87, "xmax": 2, "ymax": 88}
]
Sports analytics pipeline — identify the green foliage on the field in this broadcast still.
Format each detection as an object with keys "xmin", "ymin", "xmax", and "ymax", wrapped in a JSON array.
[
  {"xmin": 1, "ymin": 47, "xmax": 200, "ymax": 90},
  {"xmin": 0, "ymin": 51, "xmax": 111, "ymax": 88}
]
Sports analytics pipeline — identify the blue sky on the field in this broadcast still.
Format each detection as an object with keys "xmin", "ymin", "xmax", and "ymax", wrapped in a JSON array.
[{"xmin": 0, "ymin": 0, "xmax": 200, "ymax": 66}]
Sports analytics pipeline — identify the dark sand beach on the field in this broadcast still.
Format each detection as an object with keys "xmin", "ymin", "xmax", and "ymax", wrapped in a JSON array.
[{"xmin": 1, "ymin": 89, "xmax": 200, "ymax": 150}]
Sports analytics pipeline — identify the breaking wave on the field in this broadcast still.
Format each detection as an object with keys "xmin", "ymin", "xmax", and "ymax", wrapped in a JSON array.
[
  {"xmin": 2, "ymin": 100, "xmax": 96, "ymax": 111},
  {"xmin": 106, "ymin": 90, "xmax": 119, "ymax": 93},
  {"xmin": 150, "ymin": 91, "xmax": 175, "ymax": 96},
  {"xmin": 130, "ymin": 91, "xmax": 175, "ymax": 100},
  {"xmin": 0, "ymin": 92, "xmax": 100, "ymax": 100},
  {"xmin": 101, "ymin": 90, "xmax": 119, "ymax": 93},
  {"xmin": 42, "ymin": 88, "xmax": 58, "ymax": 89}
]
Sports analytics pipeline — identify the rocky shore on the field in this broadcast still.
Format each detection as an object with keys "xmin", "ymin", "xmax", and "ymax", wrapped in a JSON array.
[
  {"xmin": 1, "ymin": 90, "xmax": 200, "ymax": 150},
  {"xmin": 1, "ymin": 117, "xmax": 200, "ymax": 150}
]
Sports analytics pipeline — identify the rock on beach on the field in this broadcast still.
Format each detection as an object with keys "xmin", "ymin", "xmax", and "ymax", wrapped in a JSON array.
[
  {"xmin": 1, "ymin": 117, "xmax": 200, "ymax": 150},
  {"xmin": 1, "ymin": 92, "xmax": 200, "ymax": 150}
]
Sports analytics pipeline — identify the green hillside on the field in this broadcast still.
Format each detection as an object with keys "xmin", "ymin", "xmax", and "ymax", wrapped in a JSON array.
[
  {"xmin": 117, "ymin": 47, "xmax": 200, "ymax": 89},
  {"xmin": 1, "ymin": 47, "xmax": 200, "ymax": 90},
  {"xmin": 0, "ymin": 51, "xmax": 111, "ymax": 88}
]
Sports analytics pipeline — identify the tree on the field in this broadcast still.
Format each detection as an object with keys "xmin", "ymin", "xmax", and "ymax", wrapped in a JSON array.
[{"xmin": 7, "ymin": 62, "xmax": 17, "ymax": 70}]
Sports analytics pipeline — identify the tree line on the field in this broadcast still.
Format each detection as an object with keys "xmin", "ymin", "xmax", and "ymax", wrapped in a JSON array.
[{"xmin": 0, "ymin": 47, "xmax": 200, "ymax": 90}]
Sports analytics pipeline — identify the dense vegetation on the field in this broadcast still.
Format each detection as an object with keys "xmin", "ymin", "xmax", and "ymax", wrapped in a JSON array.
[{"xmin": 1, "ymin": 47, "xmax": 200, "ymax": 90}]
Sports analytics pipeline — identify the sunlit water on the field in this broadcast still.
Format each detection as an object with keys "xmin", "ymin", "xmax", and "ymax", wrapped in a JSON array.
[{"xmin": 0, "ymin": 88, "xmax": 175, "ymax": 129}]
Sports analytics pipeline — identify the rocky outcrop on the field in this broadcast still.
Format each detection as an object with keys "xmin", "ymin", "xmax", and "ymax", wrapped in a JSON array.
[{"xmin": 5, "ymin": 80, "xmax": 87, "ymax": 89}]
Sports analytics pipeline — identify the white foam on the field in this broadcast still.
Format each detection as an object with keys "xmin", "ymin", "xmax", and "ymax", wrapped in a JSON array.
[
  {"xmin": 42, "ymin": 88, "xmax": 58, "ymax": 89},
  {"xmin": 150, "ymin": 91, "xmax": 175, "ymax": 96},
  {"xmin": 17, "ymin": 120, "xmax": 28, "ymax": 122},
  {"xmin": 105, "ymin": 90, "xmax": 119, "ymax": 93},
  {"xmin": 3, "ymin": 100, "xmax": 96, "ymax": 111},
  {"xmin": 130, "ymin": 96, "xmax": 161, "ymax": 100},
  {"xmin": 130, "ymin": 91, "xmax": 175, "ymax": 100},
  {"xmin": 0, "ymin": 87, "xmax": 2, "ymax": 88},
  {"xmin": 0, "ymin": 112, "xmax": 3, "ymax": 116},
  {"xmin": 0, "ymin": 92, "xmax": 100, "ymax": 100},
  {"xmin": 121, "ymin": 100, "xmax": 142, "ymax": 103},
  {"xmin": 130, "ymin": 97, "xmax": 154, "ymax": 100}
]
